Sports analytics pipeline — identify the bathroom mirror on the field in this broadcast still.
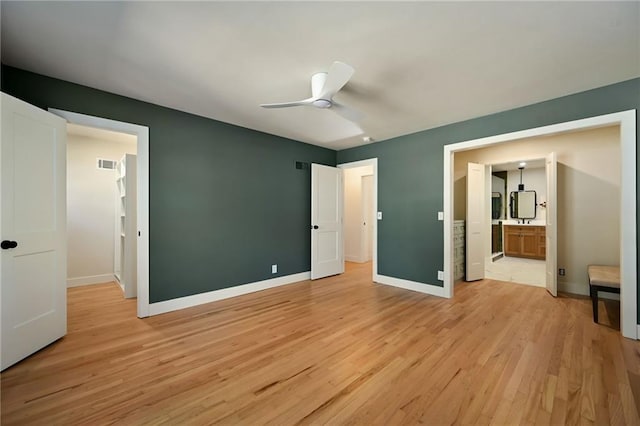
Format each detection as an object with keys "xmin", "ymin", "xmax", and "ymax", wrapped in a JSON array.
[{"xmin": 510, "ymin": 191, "xmax": 536, "ymax": 219}]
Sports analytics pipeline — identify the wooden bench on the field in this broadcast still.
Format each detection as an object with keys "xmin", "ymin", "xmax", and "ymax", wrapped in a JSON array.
[{"xmin": 588, "ymin": 265, "xmax": 620, "ymax": 323}]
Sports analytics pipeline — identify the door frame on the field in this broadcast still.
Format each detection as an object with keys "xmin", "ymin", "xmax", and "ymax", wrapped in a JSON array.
[
  {"xmin": 338, "ymin": 158, "xmax": 379, "ymax": 281},
  {"xmin": 49, "ymin": 109, "xmax": 150, "ymax": 318},
  {"xmin": 443, "ymin": 109, "xmax": 637, "ymax": 339},
  {"xmin": 361, "ymin": 174, "xmax": 374, "ymax": 263}
]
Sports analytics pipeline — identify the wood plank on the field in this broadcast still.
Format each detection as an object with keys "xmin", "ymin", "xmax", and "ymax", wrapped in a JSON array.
[{"xmin": 1, "ymin": 262, "xmax": 639, "ymax": 425}]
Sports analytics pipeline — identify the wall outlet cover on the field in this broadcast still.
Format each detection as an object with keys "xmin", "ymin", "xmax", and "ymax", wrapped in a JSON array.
[
  {"xmin": 437, "ymin": 211, "xmax": 444, "ymax": 221},
  {"xmin": 272, "ymin": 264, "xmax": 277, "ymax": 274},
  {"xmin": 437, "ymin": 270, "xmax": 444, "ymax": 281},
  {"xmin": 377, "ymin": 212, "xmax": 382, "ymax": 220}
]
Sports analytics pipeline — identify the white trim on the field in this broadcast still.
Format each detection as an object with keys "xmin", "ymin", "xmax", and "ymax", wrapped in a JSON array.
[
  {"xmin": 48, "ymin": 109, "xmax": 151, "ymax": 318},
  {"xmin": 338, "ymin": 158, "xmax": 378, "ymax": 279},
  {"xmin": 560, "ymin": 282, "xmax": 620, "ymax": 301},
  {"xmin": 443, "ymin": 110, "xmax": 637, "ymax": 339},
  {"xmin": 558, "ymin": 282, "xmax": 620, "ymax": 300},
  {"xmin": 148, "ymin": 271, "xmax": 310, "ymax": 316},
  {"xmin": 66, "ymin": 274, "xmax": 115, "ymax": 288},
  {"xmin": 376, "ymin": 275, "xmax": 447, "ymax": 298},
  {"xmin": 558, "ymin": 282, "xmax": 589, "ymax": 297}
]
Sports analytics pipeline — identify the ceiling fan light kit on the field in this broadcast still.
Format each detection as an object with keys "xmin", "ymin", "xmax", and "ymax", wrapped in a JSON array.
[
  {"xmin": 260, "ymin": 61, "xmax": 363, "ymax": 123},
  {"xmin": 311, "ymin": 98, "xmax": 332, "ymax": 109}
]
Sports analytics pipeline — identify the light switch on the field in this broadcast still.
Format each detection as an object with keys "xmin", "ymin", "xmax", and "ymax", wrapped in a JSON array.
[
  {"xmin": 377, "ymin": 212, "xmax": 382, "ymax": 220},
  {"xmin": 437, "ymin": 270, "xmax": 444, "ymax": 281},
  {"xmin": 438, "ymin": 211, "xmax": 444, "ymax": 221}
]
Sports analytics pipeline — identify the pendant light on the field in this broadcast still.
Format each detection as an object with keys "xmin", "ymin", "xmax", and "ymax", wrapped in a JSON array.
[{"xmin": 518, "ymin": 162, "xmax": 526, "ymax": 191}]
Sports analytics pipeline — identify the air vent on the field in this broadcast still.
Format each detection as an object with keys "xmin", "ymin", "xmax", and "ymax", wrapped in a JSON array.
[{"xmin": 97, "ymin": 158, "xmax": 116, "ymax": 170}]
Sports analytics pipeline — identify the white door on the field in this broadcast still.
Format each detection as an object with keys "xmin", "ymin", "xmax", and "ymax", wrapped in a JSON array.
[
  {"xmin": 545, "ymin": 152, "xmax": 558, "ymax": 297},
  {"xmin": 466, "ymin": 162, "xmax": 485, "ymax": 281},
  {"xmin": 361, "ymin": 175, "xmax": 374, "ymax": 262},
  {"xmin": 311, "ymin": 163, "xmax": 344, "ymax": 279},
  {"xmin": 1, "ymin": 93, "xmax": 67, "ymax": 370}
]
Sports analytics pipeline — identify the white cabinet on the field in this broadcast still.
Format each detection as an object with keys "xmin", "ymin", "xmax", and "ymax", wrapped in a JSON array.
[
  {"xmin": 453, "ymin": 220, "xmax": 465, "ymax": 281},
  {"xmin": 114, "ymin": 154, "xmax": 137, "ymax": 298}
]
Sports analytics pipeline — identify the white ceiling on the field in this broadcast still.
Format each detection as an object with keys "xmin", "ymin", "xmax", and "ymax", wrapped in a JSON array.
[
  {"xmin": 67, "ymin": 123, "xmax": 137, "ymax": 145},
  {"xmin": 2, "ymin": 2, "xmax": 639, "ymax": 150},
  {"xmin": 492, "ymin": 158, "xmax": 545, "ymax": 172}
]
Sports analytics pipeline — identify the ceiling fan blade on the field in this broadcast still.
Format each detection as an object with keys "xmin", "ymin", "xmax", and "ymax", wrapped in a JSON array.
[
  {"xmin": 319, "ymin": 61, "xmax": 354, "ymax": 99},
  {"xmin": 260, "ymin": 98, "xmax": 314, "ymax": 108},
  {"xmin": 331, "ymin": 101, "xmax": 364, "ymax": 123}
]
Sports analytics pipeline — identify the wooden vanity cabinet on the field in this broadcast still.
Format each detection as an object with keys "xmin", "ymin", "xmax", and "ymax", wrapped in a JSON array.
[
  {"xmin": 503, "ymin": 225, "xmax": 545, "ymax": 260},
  {"xmin": 537, "ymin": 232, "xmax": 546, "ymax": 259}
]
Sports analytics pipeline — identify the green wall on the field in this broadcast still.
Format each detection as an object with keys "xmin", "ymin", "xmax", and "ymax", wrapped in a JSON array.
[
  {"xmin": 1, "ymin": 65, "xmax": 336, "ymax": 303},
  {"xmin": 337, "ymin": 77, "xmax": 640, "ymax": 321},
  {"xmin": 3, "ymin": 65, "xmax": 639, "ymax": 322}
]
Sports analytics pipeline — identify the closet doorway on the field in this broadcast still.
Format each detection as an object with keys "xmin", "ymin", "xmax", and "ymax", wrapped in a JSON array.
[
  {"xmin": 51, "ymin": 108, "xmax": 150, "ymax": 318},
  {"xmin": 66, "ymin": 124, "xmax": 137, "ymax": 299},
  {"xmin": 338, "ymin": 159, "xmax": 378, "ymax": 280}
]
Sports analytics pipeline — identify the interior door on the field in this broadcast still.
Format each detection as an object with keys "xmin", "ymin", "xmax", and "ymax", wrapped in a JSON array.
[
  {"xmin": 545, "ymin": 152, "xmax": 558, "ymax": 296},
  {"xmin": 466, "ymin": 162, "xmax": 485, "ymax": 281},
  {"xmin": 1, "ymin": 93, "xmax": 67, "ymax": 371},
  {"xmin": 311, "ymin": 163, "xmax": 344, "ymax": 279}
]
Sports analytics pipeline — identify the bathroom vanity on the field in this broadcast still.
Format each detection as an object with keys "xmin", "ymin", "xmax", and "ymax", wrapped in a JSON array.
[{"xmin": 503, "ymin": 224, "xmax": 546, "ymax": 260}]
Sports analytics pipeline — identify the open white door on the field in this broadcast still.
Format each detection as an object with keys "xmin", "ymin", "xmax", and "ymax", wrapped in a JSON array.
[
  {"xmin": 466, "ymin": 162, "xmax": 485, "ymax": 281},
  {"xmin": 1, "ymin": 93, "xmax": 67, "ymax": 370},
  {"xmin": 311, "ymin": 163, "xmax": 344, "ymax": 279},
  {"xmin": 545, "ymin": 152, "xmax": 558, "ymax": 297}
]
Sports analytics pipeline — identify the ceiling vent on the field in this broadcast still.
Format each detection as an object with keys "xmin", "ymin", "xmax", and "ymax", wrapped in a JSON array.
[{"xmin": 97, "ymin": 158, "xmax": 116, "ymax": 170}]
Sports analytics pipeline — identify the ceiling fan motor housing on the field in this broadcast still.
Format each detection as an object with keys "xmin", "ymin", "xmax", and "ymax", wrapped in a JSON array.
[{"xmin": 312, "ymin": 99, "xmax": 332, "ymax": 108}]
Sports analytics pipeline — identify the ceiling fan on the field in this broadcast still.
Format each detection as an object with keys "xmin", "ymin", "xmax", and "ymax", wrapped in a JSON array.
[{"xmin": 260, "ymin": 61, "xmax": 363, "ymax": 123}]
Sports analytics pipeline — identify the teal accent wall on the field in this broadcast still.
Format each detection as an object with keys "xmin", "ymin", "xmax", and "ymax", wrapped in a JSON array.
[
  {"xmin": 1, "ymin": 65, "xmax": 336, "ymax": 303},
  {"xmin": 337, "ymin": 78, "xmax": 640, "ymax": 320},
  {"xmin": 3, "ymin": 64, "xmax": 639, "ymax": 323}
]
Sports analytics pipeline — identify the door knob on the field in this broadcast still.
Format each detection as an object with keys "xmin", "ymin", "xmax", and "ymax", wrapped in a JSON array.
[
  {"xmin": 1, "ymin": 240, "xmax": 17, "ymax": 249},
  {"xmin": 312, "ymin": 225, "xmax": 319, "ymax": 229}
]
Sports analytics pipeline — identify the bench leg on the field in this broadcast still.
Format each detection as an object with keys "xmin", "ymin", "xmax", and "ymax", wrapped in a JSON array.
[{"xmin": 590, "ymin": 286, "xmax": 598, "ymax": 323}]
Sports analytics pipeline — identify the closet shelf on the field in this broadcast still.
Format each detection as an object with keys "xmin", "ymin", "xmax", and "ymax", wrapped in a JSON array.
[{"xmin": 114, "ymin": 153, "xmax": 137, "ymax": 300}]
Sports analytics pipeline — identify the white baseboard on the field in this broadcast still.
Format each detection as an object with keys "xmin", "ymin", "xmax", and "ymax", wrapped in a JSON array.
[
  {"xmin": 345, "ymin": 255, "xmax": 372, "ymax": 263},
  {"xmin": 559, "ymin": 281, "xmax": 620, "ymax": 300},
  {"xmin": 558, "ymin": 281, "xmax": 589, "ymax": 296},
  {"xmin": 375, "ymin": 274, "xmax": 447, "ymax": 298},
  {"xmin": 148, "ymin": 271, "xmax": 311, "ymax": 316},
  {"xmin": 67, "ymin": 274, "xmax": 116, "ymax": 288}
]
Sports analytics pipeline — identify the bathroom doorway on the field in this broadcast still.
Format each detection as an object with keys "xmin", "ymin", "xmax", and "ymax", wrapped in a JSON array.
[
  {"xmin": 485, "ymin": 159, "xmax": 547, "ymax": 288},
  {"xmin": 454, "ymin": 125, "xmax": 621, "ymax": 292}
]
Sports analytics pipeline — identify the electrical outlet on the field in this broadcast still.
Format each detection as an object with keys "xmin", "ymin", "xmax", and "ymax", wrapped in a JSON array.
[
  {"xmin": 272, "ymin": 264, "xmax": 277, "ymax": 274},
  {"xmin": 377, "ymin": 212, "xmax": 382, "ymax": 220},
  {"xmin": 558, "ymin": 268, "xmax": 565, "ymax": 276},
  {"xmin": 437, "ymin": 211, "xmax": 444, "ymax": 221},
  {"xmin": 437, "ymin": 270, "xmax": 444, "ymax": 281}
]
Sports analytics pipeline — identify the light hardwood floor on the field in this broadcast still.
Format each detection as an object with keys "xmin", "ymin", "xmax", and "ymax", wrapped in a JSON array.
[{"xmin": 2, "ymin": 262, "xmax": 640, "ymax": 425}]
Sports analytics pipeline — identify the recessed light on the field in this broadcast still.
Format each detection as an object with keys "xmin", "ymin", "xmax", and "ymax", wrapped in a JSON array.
[{"xmin": 519, "ymin": 162, "xmax": 527, "ymax": 167}]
